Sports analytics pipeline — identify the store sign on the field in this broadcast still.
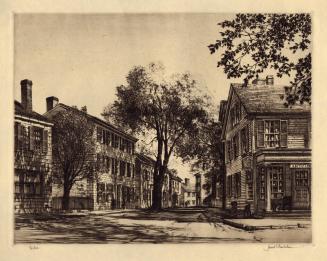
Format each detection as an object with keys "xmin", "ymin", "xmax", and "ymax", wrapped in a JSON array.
[{"xmin": 290, "ymin": 164, "xmax": 310, "ymax": 169}]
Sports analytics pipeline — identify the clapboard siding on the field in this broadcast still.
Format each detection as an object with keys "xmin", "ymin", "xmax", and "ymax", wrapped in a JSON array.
[{"xmin": 288, "ymin": 119, "xmax": 309, "ymax": 148}]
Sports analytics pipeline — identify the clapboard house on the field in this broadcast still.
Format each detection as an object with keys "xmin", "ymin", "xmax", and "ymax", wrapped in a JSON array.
[
  {"xmin": 44, "ymin": 97, "xmax": 138, "ymax": 211},
  {"xmin": 222, "ymin": 76, "xmax": 311, "ymax": 212},
  {"xmin": 14, "ymin": 80, "xmax": 53, "ymax": 213},
  {"xmin": 135, "ymin": 153, "xmax": 155, "ymax": 209}
]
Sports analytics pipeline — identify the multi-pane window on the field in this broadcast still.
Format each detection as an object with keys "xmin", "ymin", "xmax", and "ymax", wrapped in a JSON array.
[
  {"xmin": 269, "ymin": 167, "xmax": 284, "ymax": 199},
  {"xmin": 232, "ymin": 134, "xmax": 239, "ymax": 159},
  {"xmin": 257, "ymin": 120, "xmax": 288, "ymax": 148},
  {"xmin": 246, "ymin": 171, "xmax": 253, "ymax": 200},
  {"xmin": 259, "ymin": 167, "xmax": 266, "ymax": 199},
  {"xmin": 295, "ymin": 170, "xmax": 309, "ymax": 187}
]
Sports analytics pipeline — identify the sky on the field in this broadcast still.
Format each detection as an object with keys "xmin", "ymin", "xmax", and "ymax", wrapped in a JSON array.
[{"xmin": 13, "ymin": 13, "xmax": 284, "ymax": 181}]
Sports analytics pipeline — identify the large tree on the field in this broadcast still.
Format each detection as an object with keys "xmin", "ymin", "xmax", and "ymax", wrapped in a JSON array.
[
  {"xmin": 177, "ymin": 119, "xmax": 225, "ymax": 208},
  {"xmin": 103, "ymin": 63, "xmax": 210, "ymax": 210},
  {"xmin": 51, "ymin": 108, "xmax": 98, "ymax": 210},
  {"xmin": 208, "ymin": 13, "xmax": 311, "ymax": 106}
]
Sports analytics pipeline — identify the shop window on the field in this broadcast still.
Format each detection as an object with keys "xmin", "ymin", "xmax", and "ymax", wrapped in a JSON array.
[
  {"xmin": 268, "ymin": 167, "xmax": 284, "ymax": 199},
  {"xmin": 295, "ymin": 170, "xmax": 309, "ymax": 187}
]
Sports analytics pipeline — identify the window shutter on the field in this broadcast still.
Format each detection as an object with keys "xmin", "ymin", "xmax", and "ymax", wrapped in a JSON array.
[
  {"xmin": 29, "ymin": 126, "xmax": 35, "ymax": 150},
  {"xmin": 97, "ymin": 127, "xmax": 101, "ymax": 142},
  {"xmin": 15, "ymin": 122, "xmax": 21, "ymax": 150},
  {"xmin": 257, "ymin": 120, "xmax": 264, "ymax": 147},
  {"xmin": 280, "ymin": 120, "xmax": 288, "ymax": 147},
  {"xmin": 42, "ymin": 129, "xmax": 48, "ymax": 153}
]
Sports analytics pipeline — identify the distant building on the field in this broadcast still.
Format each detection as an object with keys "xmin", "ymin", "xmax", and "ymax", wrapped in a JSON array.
[
  {"xmin": 169, "ymin": 172, "xmax": 183, "ymax": 208},
  {"xmin": 135, "ymin": 153, "xmax": 155, "ymax": 209},
  {"xmin": 180, "ymin": 178, "xmax": 196, "ymax": 207},
  {"xmin": 44, "ymin": 97, "xmax": 138, "ymax": 211},
  {"xmin": 195, "ymin": 173, "xmax": 206, "ymax": 206},
  {"xmin": 221, "ymin": 76, "xmax": 311, "ymax": 212},
  {"xmin": 14, "ymin": 80, "xmax": 53, "ymax": 213}
]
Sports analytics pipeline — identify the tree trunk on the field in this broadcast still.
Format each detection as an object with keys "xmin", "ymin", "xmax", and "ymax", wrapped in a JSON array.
[
  {"xmin": 211, "ymin": 171, "xmax": 218, "ymax": 207},
  {"xmin": 62, "ymin": 185, "xmax": 71, "ymax": 211},
  {"xmin": 151, "ymin": 165, "xmax": 166, "ymax": 211}
]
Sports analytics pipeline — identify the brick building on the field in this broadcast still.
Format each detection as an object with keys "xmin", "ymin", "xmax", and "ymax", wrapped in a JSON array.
[
  {"xmin": 44, "ymin": 97, "xmax": 138, "ymax": 211},
  {"xmin": 221, "ymin": 76, "xmax": 311, "ymax": 212},
  {"xmin": 14, "ymin": 80, "xmax": 53, "ymax": 213}
]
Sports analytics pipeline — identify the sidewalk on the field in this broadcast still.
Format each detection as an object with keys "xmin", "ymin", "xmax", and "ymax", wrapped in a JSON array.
[{"xmin": 222, "ymin": 218, "xmax": 311, "ymax": 231}]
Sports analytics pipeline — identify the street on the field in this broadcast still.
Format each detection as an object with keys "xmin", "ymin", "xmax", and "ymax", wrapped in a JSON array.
[{"xmin": 14, "ymin": 208, "xmax": 311, "ymax": 244}]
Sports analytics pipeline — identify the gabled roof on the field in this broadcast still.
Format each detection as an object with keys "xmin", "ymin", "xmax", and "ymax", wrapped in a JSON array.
[
  {"xmin": 181, "ymin": 183, "xmax": 196, "ymax": 192},
  {"xmin": 231, "ymin": 84, "xmax": 311, "ymax": 114},
  {"xmin": 222, "ymin": 83, "xmax": 311, "ymax": 138},
  {"xmin": 136, "ymin": 153, "xmax": 156, "ymax": 165},
  {"xmin": 15, "ymin": 100, "xmax": 52, "ymax": 123},
  {"xmin": 44, "ymin": 103, "xmax": 138, "ymax": 142}
]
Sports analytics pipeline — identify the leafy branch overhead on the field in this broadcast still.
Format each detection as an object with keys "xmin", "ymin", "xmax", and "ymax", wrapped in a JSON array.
[{"xmin": 208, "ymin": 14, "xmax": 311, "ymax": 105}]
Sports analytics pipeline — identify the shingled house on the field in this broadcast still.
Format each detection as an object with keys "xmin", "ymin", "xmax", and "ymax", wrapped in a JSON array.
[
  {"xmin": 44, "ymin": 97, "xmax": 138, "ymax": 211},
  {"xmin": 14, "ymin": 80, "xmax": 53, "ymax": 213},
  {"xmin": 221, "ymin": 76, "xmax": 311, "ymax": 213}
]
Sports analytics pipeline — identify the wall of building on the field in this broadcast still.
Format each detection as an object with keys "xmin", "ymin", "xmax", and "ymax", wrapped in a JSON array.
[{"xmin": 14, "ymin": 117, "xmax": 53, "ymax": 213}]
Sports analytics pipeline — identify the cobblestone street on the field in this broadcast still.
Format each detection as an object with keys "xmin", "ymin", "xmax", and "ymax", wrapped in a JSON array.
[{"xmin": 14, "ymin": 208, "xmax": 311, "ymax": 244}]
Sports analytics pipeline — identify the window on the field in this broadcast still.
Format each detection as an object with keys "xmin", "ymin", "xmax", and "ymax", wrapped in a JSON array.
[
  {"xmin": 295, "ymin": 170, "xmax": 309, "ymax": 187},
  {"xmin": 120, "ymin": 161, "xmax": 126, "ymax": 176},
  {"xmin": 187, "ymin": 192, "xmax": 191, "ymax": 197},
  {"xmin": 30, "ymin": 126, "xmax": 43, "ymax": 151},
  {"xmin": 269, "ymin": 167, "xmax": 284, "ymax": 199},
  {"xmin": 258, "ymin": 167, "xmax": 265, "ymax": 199},
  {"xmin": 235, "ymin": 173, "xmax": 241, "ymax": 198},
  {"xmin": 232, "ymin": 134, "xmax": 239, "ymax": 159},
  {"xmin": 241, "ymin": 127, "xmax": 249, "ymax": 154},
  {"xmin": 97, "ymin": 127, "xmax": 102, "ymax": 142},
  {"xmin": 257, "ymin": 120, "xmax": 288, "ymax": 148},
  {"xmin": 246, "ymin": 171, "xmax": 253, "ymax": 200},
  {"xmin": 127, "ymin": 163, "xmax": 131, "ymax": 177}
]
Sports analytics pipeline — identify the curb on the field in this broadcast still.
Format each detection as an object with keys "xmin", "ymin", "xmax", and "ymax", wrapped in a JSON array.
[{"xmin": 222, "ymin": 219, "xmax": 310, "ymax": 231}]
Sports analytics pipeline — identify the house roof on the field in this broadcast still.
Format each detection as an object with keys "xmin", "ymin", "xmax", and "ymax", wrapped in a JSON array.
[
  {"xmin": 136, "ymin": 153, "xmax": 156, "ymax": 165},
  {"xmin": 45, "ymin": 103, "xmax": 138, "ymax": 142},
  {"xmin": 181, "ymin": 183, "xmax": 196, "ymax": 192},
  {"xmin": 15, "ymin": 100, "xmax": 52, "ymax": 123},
  {"xmin": 231, "ymin": 84, "xmax": 311, "ymax": 115}
]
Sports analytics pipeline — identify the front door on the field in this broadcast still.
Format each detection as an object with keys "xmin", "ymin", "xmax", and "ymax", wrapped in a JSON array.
[{"xmin": 293, "ymin": 170, "xmax": 311, "ymax": 209}]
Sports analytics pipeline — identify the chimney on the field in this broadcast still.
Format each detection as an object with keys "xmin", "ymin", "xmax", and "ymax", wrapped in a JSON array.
[
  {"xmin": 266, "ymin": 75, "xmax": 274, "ymax": 85},
  {"xmin": 46, "ymin": 96, "xmax": 59, "ymax": 112},
  {"xmin": 81, "ymin": 106, "xmax": 87, "ymax": 113},
  {"xmin": 21, "ymin": 79, "xmax": 33, "ymax": 111},
  {"xmin": 184, "ymin": 178, "xmax": 190, "ymax": 186}
]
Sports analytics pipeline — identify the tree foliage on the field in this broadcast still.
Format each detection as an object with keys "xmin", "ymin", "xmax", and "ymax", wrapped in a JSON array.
[
  {"xmin": 177, "ymin": 119, "xmax": 225, "ymax": 207},
  {"xmin": 51, "ymin": 108, "xmax": 98, "ymax": 210},
  {"xmin": 103, "ymin": 62, "xmax": 210, "ymax": 210},
  {"xmin": 208, "ymin": 13, "xmax": 311, "ymax": 105}
]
